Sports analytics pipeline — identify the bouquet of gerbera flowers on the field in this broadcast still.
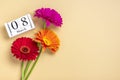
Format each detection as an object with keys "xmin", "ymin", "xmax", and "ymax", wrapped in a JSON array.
[{"xmin": 11, "ymin": 8, "xmax": 63, "ymax": 80}]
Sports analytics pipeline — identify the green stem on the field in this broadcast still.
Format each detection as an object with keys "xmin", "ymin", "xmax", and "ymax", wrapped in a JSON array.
[
  {"xmin": 21, "ymin": 61, "xmax": 24, "ymax": 80},
  {"xmin": 43, "ymin": 20, "xmax": 46, "ymax": 29},
  {"xmin": 25, "ymin": 46, "xmax": 42, "ymax": 80},
  {"xmin": 24, "ymin": 61, "xmax": 32, "ymax": 77}
]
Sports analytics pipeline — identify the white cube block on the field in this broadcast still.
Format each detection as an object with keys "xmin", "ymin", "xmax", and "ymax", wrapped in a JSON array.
[{"xmin": 5, "ymin": 14, "xmax": 35, "ymax": 38}]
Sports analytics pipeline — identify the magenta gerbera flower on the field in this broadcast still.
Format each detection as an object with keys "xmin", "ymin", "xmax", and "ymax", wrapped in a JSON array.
[
  {"xmin": 11, "ymin": 37, "xmax": 39, "ymax": 61},
  {"xmin": 34, "ymin": 8, "xmax": 63, "ymax": 27}
]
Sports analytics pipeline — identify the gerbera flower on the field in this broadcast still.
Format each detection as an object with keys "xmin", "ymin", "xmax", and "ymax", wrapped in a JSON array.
[
  {"xmin": 34, "ymin": 29, "xmax": 60, "ymax": 53},
  {"xmin": 11, "ymin": 37, "xmax": 39, "ymax": 61},
  {"xmin": 34, "ymin": 8, "xmax": 63, "ymax": 27}
]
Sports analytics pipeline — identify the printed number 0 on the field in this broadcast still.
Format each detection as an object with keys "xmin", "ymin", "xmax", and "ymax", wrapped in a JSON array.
[
  {"xmin": 21, "ymin": 17, "xmax": 28, "ymax": 26},
  {"xmin": 11, "ymin": 21, "xmax": 18, "ymax": 30}
]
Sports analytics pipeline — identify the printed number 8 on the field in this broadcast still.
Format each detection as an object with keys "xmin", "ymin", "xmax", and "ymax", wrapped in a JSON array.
[
  {"xmin": 11, "ymin": 17, "xmax": 28, "ymax": 30},
  {"xmin": 21, "ymin": 17, "xmax": 28, "ymax": 26}
]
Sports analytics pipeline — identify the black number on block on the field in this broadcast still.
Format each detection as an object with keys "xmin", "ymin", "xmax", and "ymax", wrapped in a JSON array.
[
  {"xmin": 21, "ymin": 17, "xmax": 28, "ymax": 26},
  {"xmin": 11, "ymin": 21, "xmax": 18, "ymax": 30}
]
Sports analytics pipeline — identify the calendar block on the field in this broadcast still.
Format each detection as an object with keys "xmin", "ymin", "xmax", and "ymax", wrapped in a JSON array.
[{"xmin": 5, "ymin": 14, "xmax": 35, "ymax": 38}]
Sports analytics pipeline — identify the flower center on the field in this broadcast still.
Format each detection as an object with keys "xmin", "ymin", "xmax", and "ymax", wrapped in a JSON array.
[
  {"xmin": 43, "ymin": 37, "xmax": 51, "ymax": 46},
  {"xmin": 20, "ymin": 46, "xmax": 30, "ymax": 54}
]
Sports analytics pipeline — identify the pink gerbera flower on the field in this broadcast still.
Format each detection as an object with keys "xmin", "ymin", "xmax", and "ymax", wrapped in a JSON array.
[
  {"xmin": 11, "ymin": 37, "xmax": 39, "ymax": 61},
  {"xmin": 34, "ymin": 8, "xmax": 63, "ymax": 27}
]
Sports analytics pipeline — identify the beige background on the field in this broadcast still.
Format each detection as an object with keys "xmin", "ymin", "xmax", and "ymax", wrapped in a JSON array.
[{"xmin": 0, "ymin": 0, "xmax": 120, "ymax": 80}]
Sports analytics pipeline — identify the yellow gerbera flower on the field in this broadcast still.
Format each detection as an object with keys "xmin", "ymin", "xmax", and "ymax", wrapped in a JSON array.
[{"xmin": 34, "ymin": 29, "xmax": 60, "ymax": 53}]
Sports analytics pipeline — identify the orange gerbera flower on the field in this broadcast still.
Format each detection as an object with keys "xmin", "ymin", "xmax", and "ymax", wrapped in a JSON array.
[{"xmin": 34, "ymin": 29, "xmax": 60, "ymax": 53}]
